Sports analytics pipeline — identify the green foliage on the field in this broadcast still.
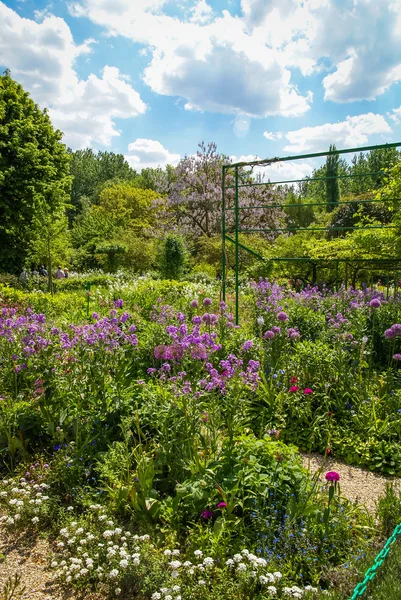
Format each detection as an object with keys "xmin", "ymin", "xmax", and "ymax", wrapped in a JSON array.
[
  {"xmin": 0, "ymin": 71, "xmax": 71, "ymax": 273},
  {"xmin": 160, "ymin": 234, "xmax": 187, "ymax": 280},
  {"xmin": 326, "ymin": 145, "xmax": 340, "ymax": 213}
]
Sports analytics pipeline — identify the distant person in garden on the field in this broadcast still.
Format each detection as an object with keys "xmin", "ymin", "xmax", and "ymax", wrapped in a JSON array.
[
  {"xmin": 19, "ymin": 268, "xmax": 29, "ymax": 287},
  {"xmin": 32, "ymin": 266, "xmax": 39, "ymax": 276},
  {"xmin": 55, "ymin": 266, "xmax": 65, "ymax": 279},
  {"xmin": 64, "ymin": 269, "xmax": 69, "ymax": 278},
  {"xmin": 39, "ymin": 265, "xmax": 48, "ymax": 277}
]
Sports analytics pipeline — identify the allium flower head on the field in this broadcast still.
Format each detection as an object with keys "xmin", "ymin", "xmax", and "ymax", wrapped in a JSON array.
[
  {"xmin": 277, "ymin": 311, "xmax": 288, "ymax": 322},
  {"xmin": 393, "ymin": 354, "xmax": 401, "ymax": 361},
  {"xmin": 242, "ymin": 340, "xmax": 253, "ymax": 352},
  {"xmin": 203, "ymin": 298, "xmax": 212, "ymax": 307},
  {"xmin": 263, "ymin": 330, "xmax": 275, "ymax": 340},
  {"xmin": 369, "ymin": 298, "xmax": 381, "ymax": 308},
  {"xmin": 190, "ymin": 300, "xmax": 198, "ymax": 308},
  {"xmin": 325, "ymin": 471, "xmax": 340, "ymax": 482}
]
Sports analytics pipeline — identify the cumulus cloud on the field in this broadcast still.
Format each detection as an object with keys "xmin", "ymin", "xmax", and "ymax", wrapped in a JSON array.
[
  {"xmin": 0, "ymin": 2, "xmax": 146, "ymax": 148},
  {"xmin": 68, "ymin": 0, "xmax": 312, "ymax": 117},
  {"xmin": 389, "ymin": 106, "xmax": 401, "ymax": 124},
  {"xmin": 125, "ymin": 139, "xmax": 181, "ymax": 170},
  {"xmin": 282, "ymin": 113, "xmax": 392, "ymax": 154},
  {"xmin": 190, "ymin": 0, "xmax": 213, "ymax": 24}
]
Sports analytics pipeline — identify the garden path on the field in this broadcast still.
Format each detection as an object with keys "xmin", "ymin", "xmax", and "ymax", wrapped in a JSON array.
[
  {"xmin": 301, "ymin": 453, "xmax": 401, "ymax": 513},
  {"xmin": 0, "ymin": 527, "xmax": 104, "ymax": 600}
]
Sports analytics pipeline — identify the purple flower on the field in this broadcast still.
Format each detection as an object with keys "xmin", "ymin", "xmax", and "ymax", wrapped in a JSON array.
[
  {"xmin": 385, "ymin": 328, "xmax": 396, "ymax": 339},
  {"xmin": 242, "ymin": 340, "xmax": 253, "ymax": 352},
  {"xmin": 277, "ymin": 311, "xmax": 288, "ymax": 322},
  {"xmin": 263, "ymin": 330, "xmax": 275, "ymax": 340},
  {"xmin": 192, "ymin": 316, "xmax": 202, "ymax": 325},
  {"xmin": 201, "ymin": 510, "xmax": 213, "ymax": 520},
  {"xmin": 325, "ymin": 471, "xmax": 340, "ymax": 482},
  {"xmin": 271, "ymin": 326, "xmax": 281, "ymax": 334},
  {"xmin": 91, "ymin": 312, "xmax": 99, "ymax": 320},
  {"xmin": 393, "ymin": 354, "xmax": 401, "ymax": 361},
  {"xmin": 114, "ymin": 299, "xmax": 124, "ymax": 309},
  {"xmin": 190, "ymin": 299, "xmax": 199, "ymax": 308},
  {"xmin": 203, "ymin": 298, "xmax": 212, "ymax": 307},
  {"xmin": 369, "ymin": 298, "xmax": 381, "ymax": 309}
]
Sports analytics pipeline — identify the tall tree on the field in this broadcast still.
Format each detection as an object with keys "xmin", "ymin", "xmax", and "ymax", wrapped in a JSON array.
[
  {"xmin": 0, "ymin": 71, "xmax": 71, "ymax": 273},
  {"xmin": 325, "ymin": 144, "xmax": 340, "ymax": 213}
]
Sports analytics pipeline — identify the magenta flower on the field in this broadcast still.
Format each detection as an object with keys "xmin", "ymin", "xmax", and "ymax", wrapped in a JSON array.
[
  {"xmin": 393, "ymin": 354, "xmax": 401, "ymax": 361},
  {"xmin": 290, "ymin": 376, "xmax": 297, "ymax": 383},
  {"xmin": 217, "ymin": 502, "xmax": 227, "ymax": 509},
  {"xmin": 277, "ymin": 311, "xmax": 288, "ymax": 322},
  {"xmin": 325, "ymin": 471, "xmax": 340, "ymax": 482},
  {"xmin": 303, "ymin": 388, "xmax": 313, "ymax": 395},
  {"xmin": 289, "ymin": 385, "xmax": 299, "ymax": 393},
  {"xmin": 201, "ymin": 510, "xmax": 213, "ymax": 520}
]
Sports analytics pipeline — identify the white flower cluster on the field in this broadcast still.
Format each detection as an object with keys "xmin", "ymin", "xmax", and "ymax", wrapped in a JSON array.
[
  {"xmin": 52, "ymin": 507, "xmax": 149, "ymax": 593},
  {"xmin": 0, "ymin": 477, "xmax": 50, "ymax": 527},
  {"xmin": 283, "ymin": 584, "xmax": 320, "ymax": 598}
]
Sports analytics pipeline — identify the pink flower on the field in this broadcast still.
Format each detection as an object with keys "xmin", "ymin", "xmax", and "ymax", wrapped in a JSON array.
[
  {"xmin": 325, "ymin": 471, "xmax": 340, "ymax": 482},
  {"xmin": 290, "ymin": 376, "xmax": 297, "ymax": 383},
  {"xmin": 303, "ymin": 388, "xmax": 313, "ymax": 395},
  {"xmin": 289, "ymin": 386, "xmax": 299, "ymax": 393},
  {"xmin": 201, "ymin": 510, "xmax": 213, "ymax": 520},
  {"xmin": 217, "ymin": 502, "xmax": 227, "ymax": 509},
  {"xmin": 263, "ymin": 330, "xmax": 275, "ymax": 340}
]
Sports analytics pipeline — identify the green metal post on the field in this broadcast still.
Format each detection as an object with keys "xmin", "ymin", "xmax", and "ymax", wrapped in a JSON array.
[
  {"xmin": 222, "ymin": 166, "xmax": 226, "ymax": 302},
  {"xmin": 345, "ymin": 262, "xmax": 348, "ymax": 290},
  {"xmin": 395, "ymin": 271, "xmax": 399, "ymax": 299},
  {"xmin": 386, "ymin": 273, "xmax": 390, "ymax": 300},
  {"xmin": 235, "ymin": 166, "xmax": 239, "ymax": 325}
]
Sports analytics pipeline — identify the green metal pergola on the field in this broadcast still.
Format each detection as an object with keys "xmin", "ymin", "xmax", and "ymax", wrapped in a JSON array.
[{"xmin": 221, "ymin": 142, "xmax": 401, "ymax": 324}]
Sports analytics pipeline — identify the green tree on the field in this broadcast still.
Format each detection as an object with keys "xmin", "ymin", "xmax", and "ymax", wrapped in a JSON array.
[
  {"xmin": 68, "ymin": 149, "xmax": 137, "ymax": 220},
  {"xmin": 160, "ymin": 234, "xmax": 187, "ymax": 280},
  {"xmin": 0, "ymin": 71, "xmax": 71, "ymax": 273},
  {"xmin": 325, "ymin": 144, "xmax": 340, "ymax": 213}
]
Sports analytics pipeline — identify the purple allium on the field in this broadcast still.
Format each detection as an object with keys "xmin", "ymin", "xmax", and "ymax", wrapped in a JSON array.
[
  {"xmin": 277, "ymin": 311, "xmax": 289, "ymax": 322},
  {"xmin": 325, "ymin": 471, "xmax": 340, "ymax": 482},
  {"xmin": 393, "ymin": 354, "xmax": 401, "ymax": 361},
  {"xmin": 192, "ymin": 316, "xmax": 202, "ymax": 325},
  {"xmin": 287, "ymin": 328, "xmax": 300, "ymax": 339},
  {"xmin": 110, "ymin": 309, "xmax": 117, "ymax": 318},
  {"xmin": 271, "ymin": 326, "xmax": 281, "ymax": 334},
  {"xmin": 203, "ymin": 298, "xmax": 212, "ymax": 307},
  {"xmin": 385, "ymin": 328, "xmax": 396, "ymax": 339},
  {"xmin": 114, "ymin": 299, "xmax": 124, "ymax": 309},
  {"xmin": 369, "ymin": 298, "xmax": 381, "ymax": 309},
  {"xmin": 190, "ymin": 299, "xmax": 199, "ymax": 308},
  {"xmin": 191, "ymin": 345, "xmax": 208, "ymax": 360},
  {"xmin": 201, "ymin": 510, "xmax": 213, "ymax": 520},
  {"xmin": 91, "ymin": 312, "xmax": 99, "ymax": 320},
  {"xmin": 154, "ymin": 345, "xmax": 166, "ymax": 360},
  {"xmin": 263, "ymin": 330, "xmax": 275, "ymax": 340}
]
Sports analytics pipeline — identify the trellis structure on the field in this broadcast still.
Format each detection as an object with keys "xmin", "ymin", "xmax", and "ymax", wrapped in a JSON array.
[{"xmin": 221, "ymin": 142, "xmax": 401, "ymax": 324}]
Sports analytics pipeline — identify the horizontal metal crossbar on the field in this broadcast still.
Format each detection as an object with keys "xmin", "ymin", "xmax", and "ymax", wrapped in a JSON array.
[
  {"xmin": 224, "ymin": 198, "xmax": 390, "ymax": 211},
  {"xmin": 225, "ymin": 141, "xmax": 401, "ymax": 170},
  {"xmin": 234, "ymin": 226, "xmax": 397, "ymax": 233},
  {"xmin": 269, "ymin": 257, "xmax": 401, "ymax": 263},
  {"xmin": 224, "ymin": 171, "xmax": 387, "ymax": 190}
]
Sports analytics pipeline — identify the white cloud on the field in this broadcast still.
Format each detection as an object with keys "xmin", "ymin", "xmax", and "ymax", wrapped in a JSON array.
[
  {"xmin": 0, "ymin": 2, "xmax": 146, "ymax": 148},
  {"xmin": 69, "ymin": 0, "xmax": 312, "ymax": 117},
  {"xmin": 190, "ymin": 0, "xmax": 213, "ymax": 24},
  {"xmin": 125, "ymin": 139, "xmax": 181, "ymax": 170},
  {"xmin": 230, "ymin": 154, "xmax": 314, "ymax": 182},
  {"xmin": 389, "ymin": 106, "xmax": 401, "ymax": 124},
  {"xmin": 282, "ymin": 113, "xmax": 392, "ymax": 153},
  {"xmin": 263, "ymin": 131, "xmax": 283, "ymax": 141}
]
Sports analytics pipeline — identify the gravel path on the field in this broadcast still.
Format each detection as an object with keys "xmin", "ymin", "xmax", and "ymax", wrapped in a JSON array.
[
  {"xmin": 0, "ymin": 527, "xmax": 104, "ymax": 600},
  {"xmin": 301, "ymin": 452, "xmax": 401, "ymax": 513}
]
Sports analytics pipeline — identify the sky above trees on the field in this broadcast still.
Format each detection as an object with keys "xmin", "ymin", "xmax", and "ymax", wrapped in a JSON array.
[{"xmin": 1, "ymin": 0, "xmax": 401, "ymax": 180}]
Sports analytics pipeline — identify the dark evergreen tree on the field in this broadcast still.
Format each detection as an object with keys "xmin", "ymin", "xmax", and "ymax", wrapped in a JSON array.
[{"xmin": 325, "ymin": 144, "xmax": 340, "ymax": 213}]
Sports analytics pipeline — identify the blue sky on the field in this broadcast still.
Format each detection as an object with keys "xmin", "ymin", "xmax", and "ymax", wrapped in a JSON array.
[{"xmin": 1, "ymin": 0, "xmax": 401, "ymax": 178}]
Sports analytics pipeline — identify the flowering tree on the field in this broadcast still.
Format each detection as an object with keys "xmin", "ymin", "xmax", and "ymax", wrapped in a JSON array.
[{"xmin": 167, "ymin": 142, "xmax": 284, "ymax": 239}]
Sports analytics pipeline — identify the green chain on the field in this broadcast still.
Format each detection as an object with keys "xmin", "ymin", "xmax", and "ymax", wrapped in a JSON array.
[{"xmin": 350, "ymin": 523, "xmax": 401, "ymax": 599}]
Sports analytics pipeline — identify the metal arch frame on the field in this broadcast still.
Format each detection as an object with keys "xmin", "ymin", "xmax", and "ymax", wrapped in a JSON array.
[{"xmin": 221, "ymin": 141, "xmax": 401, "ymax": 324}]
